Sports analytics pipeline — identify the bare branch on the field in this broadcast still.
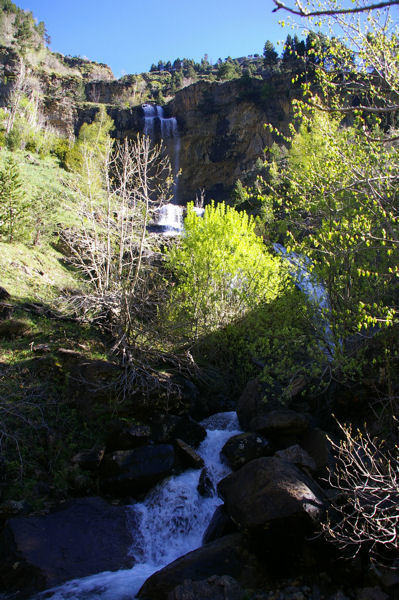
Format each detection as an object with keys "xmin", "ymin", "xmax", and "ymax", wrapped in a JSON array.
[{"xmin": 272, "ymin": 0, "xmax": 399, "ymax": 17}]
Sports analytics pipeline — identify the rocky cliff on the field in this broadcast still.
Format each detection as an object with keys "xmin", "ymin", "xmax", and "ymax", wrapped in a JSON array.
[
  {"xmin": 167, "ymin": 76, "xmax": 298, "ymax": 203},
  {"xmin": 0, "ymin": 39, "xmax": 299, "ymax": 203}
]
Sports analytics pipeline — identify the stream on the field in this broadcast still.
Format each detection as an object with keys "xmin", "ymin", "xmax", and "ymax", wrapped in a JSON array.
[{"xmin": 32, "ymin": 412, "xmax": 241, "ymax": 600}]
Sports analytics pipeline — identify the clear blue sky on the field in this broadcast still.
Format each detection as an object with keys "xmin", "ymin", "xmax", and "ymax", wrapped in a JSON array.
[{"xmin": 15, "ymin": 0, "xmax": 288, "ymax": 77}]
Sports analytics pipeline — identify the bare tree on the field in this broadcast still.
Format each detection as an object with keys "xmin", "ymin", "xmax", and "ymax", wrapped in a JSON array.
[{"xmin": 323, "ymin": 421, "xmax": 399, "ymax": 566}]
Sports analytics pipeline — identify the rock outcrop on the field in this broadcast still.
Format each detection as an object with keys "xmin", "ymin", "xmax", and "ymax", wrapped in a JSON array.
[{"xmin": 0, "ymin": 497, "xmax": 134, "ymax": 596}]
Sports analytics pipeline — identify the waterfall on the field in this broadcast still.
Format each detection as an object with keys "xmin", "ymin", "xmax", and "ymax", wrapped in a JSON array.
[
  {"xmin": 32, "ymin": 412, "xmax": 241, "ymax": 600},
  {"xmin": 274, "ymin": 243, "xmax": 335, "ymax": 357},
  {"xmin": 142, "ymin": 103, "xmax": 180, "ymax": 203}
]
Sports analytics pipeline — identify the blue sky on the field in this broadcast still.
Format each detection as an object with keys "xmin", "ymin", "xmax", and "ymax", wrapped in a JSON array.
[{"xmin": 15, "ymin": 0, "xmax": 288, "ymax": 77}]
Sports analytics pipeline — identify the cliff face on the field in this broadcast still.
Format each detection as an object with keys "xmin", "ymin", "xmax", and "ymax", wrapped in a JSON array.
[
  {"xmin": 0, "ymin": 40, "xmax": 298, "ymax": 203},
  {"xmin": 168, "ymin": 77, "xmax": 297, "ymax": 203}
]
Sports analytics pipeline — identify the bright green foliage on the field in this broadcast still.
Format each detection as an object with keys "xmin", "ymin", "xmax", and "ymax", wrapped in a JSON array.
[
  {"xmin": 0, "ymin": 155, "xmax": 29, "ymax": 242},
  {"xmin": 267, "ymin": 110, "xmax": 398, "ymax": 352},
  {"xmin": 166, "ymin": 201, "xmax": 285, "ymax": 338}
]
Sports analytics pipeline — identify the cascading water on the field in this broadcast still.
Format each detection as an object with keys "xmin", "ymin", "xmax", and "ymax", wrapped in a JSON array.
[
  {"xmin": 143, "ymin": 103, "xmax": 183, "ymax": 235},
  {"xmin": 32, "ymin": 412, "xmax": 241, "ymax": 600}
]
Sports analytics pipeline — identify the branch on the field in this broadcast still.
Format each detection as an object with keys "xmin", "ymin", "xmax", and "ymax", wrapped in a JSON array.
[{"xmin": 272, "ymin": 0, "xmax": 399, "ymax": 17}]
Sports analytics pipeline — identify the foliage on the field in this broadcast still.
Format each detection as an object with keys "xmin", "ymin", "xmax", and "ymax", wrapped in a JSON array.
[
  {"xmin": 263, "ymin": 40, "xmax": 279, "ymax": 69},
  {"xmin": 166, "ymin": 201, "xmax": 285, "ymax": 339},
  {"xmin": 0, "ymin": 154, "xmax": 29, "ymax": 242}
]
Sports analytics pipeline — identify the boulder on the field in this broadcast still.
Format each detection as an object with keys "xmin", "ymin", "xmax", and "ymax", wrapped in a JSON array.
[
  {"xmin": 100, "ymin": 444, "xmax": 175, "ymax": 497},
  {"xmin": 174, "ymin": 439, "xmax": 204, "ymax": 470},
  {"xmin": 221, "ymin": 432, "xmax": 271, "ymax": 470},
  {"xmin": 168, "ymin": 575, "xmax": 244, "ymax": 600},
  {"xmin": 138, "ymin": 533, "xmax": 257, "ymax": 600},
  {"xmin": 0, "ymin": 497, "xmax": 134, "ymax": 596},
  {"xmin": 202, "ymin": 505, "xmax": 237, "ymax": 544},
  {"xmin": 197, "ymin": 468, "xmax": 214, "ymax": 498},
  {"xmin": 150, "ymin": 414, "xmax": 206, "ymax": 448},
  {"xmin": 299, "ymin": 428, "xmax": 331, "ymax": 473},
  {"xmin": 0, "ymin": 286, "xmax": 10, "ymax": 300},
  {"xmin": 249, "ymin": 409, "xmax": 310, "ymax": 443},
  {"xmin": 274, "ymin": 444, "xmax": 316, "ymax": 472},
  {"xmin": 106, "ymin": 421, "xmax": 151, "ymax": 451},
  {"xmin": 236, "ymin": 378, "xmax": 265, "ymax": 430},
  {"xmin": 218, "ymin": 456, "xmax": 325, "ymax": 539},
  {"xmin": 72, "ymin": 445, "xmax": 105, "ymax": 471}
]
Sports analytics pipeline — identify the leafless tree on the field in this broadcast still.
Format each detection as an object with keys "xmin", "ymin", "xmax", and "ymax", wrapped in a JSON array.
[{"xmin": 323, "ymin": 421, "xmax": 399, "ymax": 566}]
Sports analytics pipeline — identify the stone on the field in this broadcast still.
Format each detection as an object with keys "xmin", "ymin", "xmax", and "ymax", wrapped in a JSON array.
[
  {"xmin": 275, "ymin": 445, "xmax": 316, "ymax": 472},
  {"xmin": 174, "ymin": 439, "xmax": 204, "ymax": 469},
  {"xmin": 150, "ymin": 414, "xmax": 206, "ymax": 448},
  {"xmin": 236, "ymin": 378, "xmax": 265, "ymax": 430},
  {"xmin": 0, "ymin": 497, "xmax": 134, "ymax": 596},
  {"xmin": 72, "ymin": 445, "xmax": 105, "ymax": 471},
  {"xmin": 138, "ymin": 533, "xmax": 257, "ymax": 600},
  {"xmin": 0, "ymin": 302, "xmax": 13, "ymax": 320},
  {"xmin": 202, "ymin": 505, "xmax": 237, "ymax": 544},
  {"xmin": 299, "ymin": 428, "xmax": 331, "ymax": 473},
  {"xmin": 100, "ymin": 444, "xmax": 175, "ymax": 496},
  {"xmin": 357, "ymin": 587, "xmax": 389, "ymax": 600},
  {"xmin": 221, "ymin": 432, "xmax": 271, "ymax": 470},
  {"xmin": 197, "ymin": 468, "xmax": 214, "ymax": 497},
  {"xmin": 106, "ymin": 421, "xmax": 151, "ymax": 451},
  {"xmin": 0, "ymin": 286, "xmax": 11, "ymax": 300},
  {"xmin": 249, "ymin": 409, "xmax": 309, "ymax": 438},
  {"xmin": 218, "ymin": 456, "xmax": 325, "ymax": 536},
  {"xmin": 168, "ymin": 575, "xmax": 244, "ymax": 600}
]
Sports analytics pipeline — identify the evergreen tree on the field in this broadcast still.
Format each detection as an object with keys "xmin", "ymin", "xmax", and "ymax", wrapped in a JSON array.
[
  {"xmin": 0, "ymin": 156, "xmax": 28, "ymax": 242},
  {"xmin": 263, "ymin": 40, "xmax": 279, "ymax": 69}
]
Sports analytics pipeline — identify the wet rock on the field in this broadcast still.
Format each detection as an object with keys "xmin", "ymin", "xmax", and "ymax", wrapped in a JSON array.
[
  {"xmin": 72, "ymin": 445, "xmax": 105, "ymax": 471},
  {"xmin": 100, "ymin": 444, "xmax": 175, "ymax": 497},
  {"xmin": 106, "ymin": 421, "xmax": 151, "ymax": 451},
  {"xmin": 0, "ymin": 497, "xmax": 134, "ymax": 596},
  {"xmin": 202, "ymin": 505, "xmax": 237, "ymax": 544},
  {"xmin": 168, "ymin": 575, "xmax": 244, "ymax": 600},
  {"xmin": 138, "ymin": 533, "xmax": 258, "ymax": 600},
  {"xmin": 218, "ymin": 456, "xmax": 325, "ymax": 540},
  {"xmin": 275, "ymin": 445, "xmax": 316, "ymax": 472},
  {"xmin": 197, "ymin": 468, "xmax": 214, "ymax": 497},
  {"xmin": 174, "ymin": 439, "xmax": 204, "ymax": 470},
  {"xmin": 222, "ymin": 432, "xmax": 271, "ymax": 470}
]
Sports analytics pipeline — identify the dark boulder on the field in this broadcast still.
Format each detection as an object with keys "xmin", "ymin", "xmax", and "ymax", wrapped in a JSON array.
[
  {"xmin": 138, "ymin": 533, "xmax": 258, "ymax": 600},
  {"xmin": 72, "ymin": 445, "xmax": 105, "ymax": 471},
  {"xmin": 218, "ymin": 456, "xmax": 325, "ymax": 541},
  {"xmin": 249, "ymin": 409, "xmax": 310, "ymax": 447},
  {"xmin": 236, "ymin": 378, "xmax": 266, "ymax": 430},
  {"xmin": 0, "ymin": 286, "xmax": 10, "ymax": 300},
  {"xmin": 168, "ymin": 575, "xmax": 244, "ymax": 600},
  {"xmin": 100, "ymin": 444, "xmax": 175, "ymax": 497},
  {"xmin": 106, "ymin": 421, "xmax": 151, "ymax": 451},
  {"xmin": 174, "ymin": 439, "xmax": 204, "ymax": 470},
  {"xmin": 150, "ymin": 414, "xmax": 206, "ymax": 448},
  {"xmin": 299, "ymin": 428, "xmax": 332, "ymax": 473},
  {"xmin": 274, "ymin": 444, "xmax": 316, "ymax": 472},
  {"xmin": 202, "ymin": 505, "xmax": 237, "ymax": 544},
  {"xmin": 221, "ymin": 432, "xmax": 271, "ymax": 470},
  {"xmin": 197, "ymin": 468, "xmax": 214, "ymax": 498},
  {"xmin": 0, "ymin": 497, "xmax": 134, "ymax": 596}
]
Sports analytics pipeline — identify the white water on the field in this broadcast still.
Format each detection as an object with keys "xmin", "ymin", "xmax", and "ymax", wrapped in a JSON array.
[
  {"xmin": 143, "ymin": 103, "xmax": 180, "ymax": 202},
  {"xmin": 32, "ymin": 412, "xmax": 241, "ymax": 600},
  {"xmin": 274, "ymin": 243, "xmax": 335, "ymax": 357}
]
